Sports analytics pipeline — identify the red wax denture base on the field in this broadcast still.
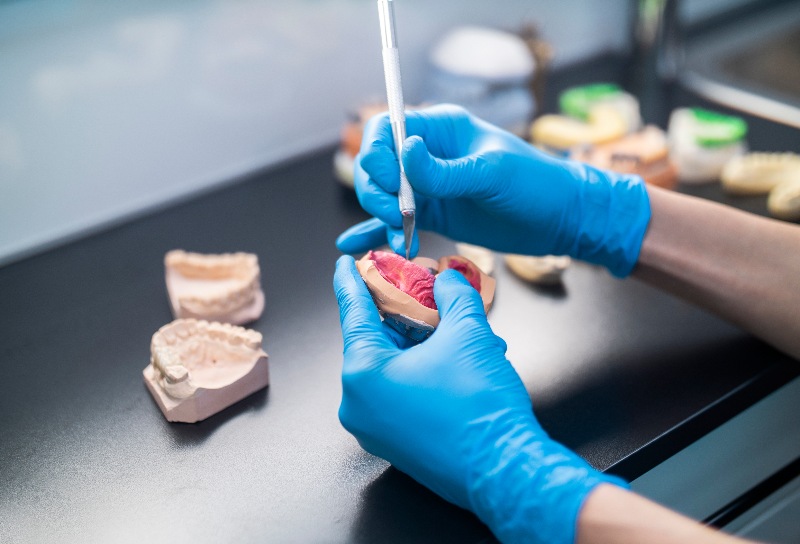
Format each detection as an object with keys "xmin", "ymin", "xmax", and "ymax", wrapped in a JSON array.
[
  {"xmin": 369, "ymin": 251, "xmax": 437, "ymax": 309},
  {"xmin": 439, "ymin": 256, "xmax": 482, "ymax": 292},
  {"xmin": 367, "ymin": 251, "xmax": 483, "ymax": 310}
]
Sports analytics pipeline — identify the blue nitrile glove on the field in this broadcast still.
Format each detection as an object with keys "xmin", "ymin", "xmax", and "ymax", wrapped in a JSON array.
[
  {"xmin": 336, "ymin": 104, "xmax": 650, "ymax": 277},
  {"xmin": 333, "ymin": 255, "xmax": 627, "ymax": 543}
]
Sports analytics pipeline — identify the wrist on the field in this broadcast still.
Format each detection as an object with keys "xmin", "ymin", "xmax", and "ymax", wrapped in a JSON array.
[
  {"xmin": 467, "ymin": 422, "xmax": 627, "ymax": 544},
  {"xmin": 567, "ymin": 163, "xmax": 651, "ymax": 277}
]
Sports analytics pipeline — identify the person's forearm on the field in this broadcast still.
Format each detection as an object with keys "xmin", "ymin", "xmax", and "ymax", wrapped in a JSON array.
[
  {"xmin": 577, "ymin": 485, "xmax": 750, "ymax": 544},
  {"xmin": 634, "ymin": 186, "xmax": 800, "ymax": 359}
]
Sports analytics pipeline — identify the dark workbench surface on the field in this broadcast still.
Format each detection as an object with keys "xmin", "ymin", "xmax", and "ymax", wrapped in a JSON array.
[{"xmin": 1, "ymin": 55, "xmax": 799, "ymax": 543}]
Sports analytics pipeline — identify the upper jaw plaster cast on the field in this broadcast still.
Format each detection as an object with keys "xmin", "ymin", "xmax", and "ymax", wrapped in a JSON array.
[
  {"xmin": 165, "ymin": 250, "xmax": 265, "ymax": 325},
  {"xmin": 143, "ymin": 318, "xmax": 269, "ymax": 423}
]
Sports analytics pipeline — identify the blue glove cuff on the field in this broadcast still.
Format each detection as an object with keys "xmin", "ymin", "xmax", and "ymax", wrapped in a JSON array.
[
  {"xmin": 569, "ymin": 164, "xmax": 651, "ymax": 278},
  {"xmin": 468, "ymin": 422, "xmax": 628, "ymax": 544}
]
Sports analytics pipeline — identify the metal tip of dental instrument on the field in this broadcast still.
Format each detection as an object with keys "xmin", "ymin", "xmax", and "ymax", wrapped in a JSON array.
[{"xmin": 402, "ymin": 212, "xmax": 415, "ymax": 261}]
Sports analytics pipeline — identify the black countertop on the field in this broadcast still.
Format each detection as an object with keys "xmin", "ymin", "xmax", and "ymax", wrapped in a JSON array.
[{"xmin": 1, "ymin": 55, "xmax": 799, "ymax": 543}]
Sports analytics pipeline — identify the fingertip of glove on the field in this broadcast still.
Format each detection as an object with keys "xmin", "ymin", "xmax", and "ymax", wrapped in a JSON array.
[
  {"xmin": 361, "ymin": 143, "xmax": 396, "ymax": 168},
  {"xmin": 336, "ymin": 254, "xmax": 355, "ymax": 267},
  {"xmin": 334, "ymin": 232, "xmax": 351, "ymax": 253},
  {"xmin": 402, "ymin": 137, "xmax": 436, "ymax": 186},
  {"xmin": 402, "ymin": 135, "xmax": 427, "ymax": 159},
  {"xmin": 334, "ymin": 255, "xmax": 358, "ymax": 285}
]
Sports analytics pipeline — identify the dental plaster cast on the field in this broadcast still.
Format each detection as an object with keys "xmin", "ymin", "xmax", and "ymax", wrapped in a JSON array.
[
  {"xmin": 143, "ymin": 319, "xmax": 269, "ymax": 423},
  {"xmin": 558, "ymin": 83, "xmax": 642, "ymax": 134},
  {"xmin": 571, "ymin": 126, "xmax": 678, "ymax": 189},
  {"xmin": 668, "ymin": 108, "xmax": 747, "ymax": 184},
  {"xmin": 334, "ymin": 104, "xmax": 386, "ymax": 188},
  {"xmin": 505, "ymin": 254, "xmax": 571, "ymax": 285},
  {"xmin": 768, "ymin": 178, "xmax": 800, "ymax": 221},
  {"xmin": 165, "ymin": 250, "xmax": 264, "ymax": 325},
  {"xmin": 530, "ymin": 104, "xmax": 628, "ymax": 155},
  {"xmin": 357, "ymin": 250, "xmax": 495, "ymax": 340},
  {"xmin": 721, "ymin": 152, "xmax": 800, "ymax": 195},
  {"xmin": 455, "ymin": 242, "xmax": 495, "ymax": 275}
]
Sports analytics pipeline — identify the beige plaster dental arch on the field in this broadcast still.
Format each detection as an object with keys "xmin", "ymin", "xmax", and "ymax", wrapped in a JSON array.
[
  {"xmin": 165, "ymin": 250, "xmax": 265, "ymax": 325},
  {"xmin": 143, "ymin": 318, "xmax": 269, "ymax": 423}
]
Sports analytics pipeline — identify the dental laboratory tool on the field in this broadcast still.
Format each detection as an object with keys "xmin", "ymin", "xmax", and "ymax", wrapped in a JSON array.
[{"xmin": 377, "ymin": 0, "xmax": 415, "ymax": 260}]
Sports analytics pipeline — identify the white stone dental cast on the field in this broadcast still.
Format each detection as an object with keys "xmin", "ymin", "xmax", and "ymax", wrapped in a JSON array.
[
  {"xmin": 165, "ymin": 250, "xmax": 265, "ymax": 325},
  {"xmin": 721, "ymin": 152, "xmax": 800, "ymax": 195},
  {"xmin": 768, "ymin": 179, "xmax": 800, "ymax": 221},
  {"xmin": 505, "ymin": 254, "xmax": 571, "ymax": 285},
  {"xmin": 143, "ymin": 319, "xmax": 269, "ymax": 423}
]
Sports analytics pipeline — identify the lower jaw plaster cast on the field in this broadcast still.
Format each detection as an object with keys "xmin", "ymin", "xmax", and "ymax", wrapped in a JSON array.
[
  {"xmin": 165, "ymin": 250, "xmax": 265, "ymax": 325},
  {"xmin": 721, "ymin": 152, "xmax": 800, "ymax": 195},
  {"xmin": 505, "ymin": 254, "xmax": 571, "ymax": 285},
  {"xmin": 530, "ymin": 104, "xmax": 629, "ymax": 155},
  {"xmin": 357, "ymin": 251, "xmax": 495, "ymax": 341},
  {"xmin": 143, "ymin": 319, "xmax": 269, "ymax": 423}
]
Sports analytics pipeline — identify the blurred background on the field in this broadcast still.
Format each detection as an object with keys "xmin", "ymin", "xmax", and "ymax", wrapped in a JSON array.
[{"xmin": 0, "ymin": 0, "xmax": 796, "ymax": 265}]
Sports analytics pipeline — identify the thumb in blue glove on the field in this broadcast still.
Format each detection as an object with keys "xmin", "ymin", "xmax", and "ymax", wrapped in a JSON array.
[{"xmin": 334, "ymin": 255, "xmax": 626, "ymax": 543}]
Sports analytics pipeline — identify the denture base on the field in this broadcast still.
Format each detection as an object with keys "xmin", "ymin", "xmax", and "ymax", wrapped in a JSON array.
[{"xmin": 356, "ymin": 253, "xmax": 495, "ymax": 330}]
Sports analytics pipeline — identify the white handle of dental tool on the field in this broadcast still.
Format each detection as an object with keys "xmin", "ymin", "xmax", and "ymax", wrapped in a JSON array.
[{"xmin": 378, "ymin": 0, "xmax": 415, "ymax": 215}]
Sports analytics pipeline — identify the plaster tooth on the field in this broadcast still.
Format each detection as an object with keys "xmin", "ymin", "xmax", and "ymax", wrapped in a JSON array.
[
  {"xmin": 165, "ymin": 365, "xmax": 189, "ymax": 384},
  {"xmin": 245, "ymin": 331, "xmax": 263, "ymax": 350},
  {"xmin": 152, "ymin": 346, "xmax": 191, "ymax": 388}
]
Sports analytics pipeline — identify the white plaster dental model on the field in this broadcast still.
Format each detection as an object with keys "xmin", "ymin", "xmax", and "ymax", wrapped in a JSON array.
[
  {"xmin": 721, "ymin": 152, "xmax": 800, "ymax": 195},
  {"xmin": 165, "ymin": 250, "xmax": 264, "ymax": 325},
  {"xmin": 668, "ymin": 108, "xmax": 747, "ymax": 184},
  {"xmin": 505, "ymin": 254, "xmax": 571, "ymax": 285},
  {"xmin": 558, "ymin": 83, "xmax": 642, "ymax": 134},
  {"xmin": 768, "ymin": 179, "xmax": 800, "ymax": 221},
  {"xmin": 143, "ymin": 319, "xmax": 269, "ymax": 423},
  {"xmin": 531, "ymin": 105, "xmax": 628, "ymax": 155}
]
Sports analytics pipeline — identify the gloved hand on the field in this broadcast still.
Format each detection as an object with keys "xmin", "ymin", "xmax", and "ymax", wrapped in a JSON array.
[
  {"xmin": 336, "ymin": 104, "xmax": 651, "ymax": 277},
  {"xmin": 333, "ymin": 255, "xmax": 627, "ymax": 543}
]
